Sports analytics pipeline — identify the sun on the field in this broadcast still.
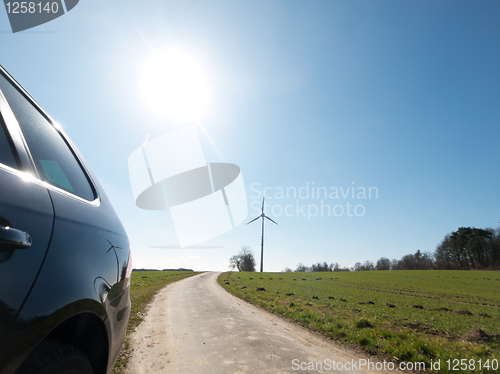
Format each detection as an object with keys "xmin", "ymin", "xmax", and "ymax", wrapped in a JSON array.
[{"xmin": 139, "ymin": 49, "xmax": 209, "ymax": 121}]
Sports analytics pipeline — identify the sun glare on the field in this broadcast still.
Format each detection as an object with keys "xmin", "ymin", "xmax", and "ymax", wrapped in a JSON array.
[{"xmin": 139, "ymin": 49, "xmax": 209, "ymax": 121}]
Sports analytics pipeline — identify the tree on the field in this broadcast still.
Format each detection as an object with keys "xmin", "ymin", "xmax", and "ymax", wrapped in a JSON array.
[
  {"xmin": 295, "ymin": 263, "xmax": 309, "ymax": 272},
  {"xmin": 363, "ymin": 261, "xmax": 375, "ymax": 271},
  {"xmin": 354, "ymin": 261, "xmax": 374, "ymax": 271},
  {"xmin": 229, "ymin": 246, "xmax": 256, "ymax": 272},
  {"xmin": 390, "ymin": 250, "xmax": 435, "ymax": 270},
  {"xmin": 435, "ymin": 227, "xmax": 499, "ymax": 270},
  {"xmin": 391, "ymin": 258, "xmax": 399, "ymax": 270},
  {"xmin": 376, "ymin": 257, "xmax": 391, "ymax": 270},
  {"xmin": 311, "ymin": 262, "xmax": 330, "ymax": 272},
  {"xmin": 417, "ymin": 251, "xmax": 435, "ymax": 270}
]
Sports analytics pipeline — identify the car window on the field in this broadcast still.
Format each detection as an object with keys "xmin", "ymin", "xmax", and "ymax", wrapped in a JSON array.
[
  {"xmin": 0, "ymin": 116, "xmax": 18, "ymax": 169},
  {"xmin": 0, "ymin": 73, "xmax": 95, "ymax": 201}
]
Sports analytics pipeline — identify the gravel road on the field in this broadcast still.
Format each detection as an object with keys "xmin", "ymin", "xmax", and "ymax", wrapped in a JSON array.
[{"xmin": 126, "ymin": 272, "xmax": 392, "ymax": 373}]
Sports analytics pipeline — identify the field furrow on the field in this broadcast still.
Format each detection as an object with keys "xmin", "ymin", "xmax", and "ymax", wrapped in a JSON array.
[{"xmin": 219, "ymin": 270, "xmax": 500, "ymax": 374}]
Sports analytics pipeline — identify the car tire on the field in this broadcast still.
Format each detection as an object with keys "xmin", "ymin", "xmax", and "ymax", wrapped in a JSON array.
[{"xmin": 17, "ymin": 343, "xmax": 93, "ymax": 374}]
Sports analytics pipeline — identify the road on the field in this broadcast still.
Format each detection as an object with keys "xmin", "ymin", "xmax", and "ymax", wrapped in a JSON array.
[{"xmin": 126, "ymin": 272, "xmax": 392, "ymax": 373}]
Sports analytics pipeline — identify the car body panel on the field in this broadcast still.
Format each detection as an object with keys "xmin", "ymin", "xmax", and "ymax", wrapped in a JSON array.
[
  {"xmin": 0, "ymin": 166, "xmax": 54, "ymax": 346},
  {"xmin": 0, "ymin": 65, "xmax": 131, "ymax": 374}
]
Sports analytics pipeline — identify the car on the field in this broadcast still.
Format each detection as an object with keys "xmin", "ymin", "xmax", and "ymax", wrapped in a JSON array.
[{"xmin": 0, "ymin": 64, "xmax": 132, "ymax": 374}]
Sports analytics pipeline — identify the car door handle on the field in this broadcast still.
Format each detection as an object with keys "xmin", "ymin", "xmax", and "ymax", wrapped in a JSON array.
[{"xmin": 0, "ymin": 226, "xmax": 32, "ymax": 250}]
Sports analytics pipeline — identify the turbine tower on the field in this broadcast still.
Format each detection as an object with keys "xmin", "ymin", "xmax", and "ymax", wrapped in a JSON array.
[{"xmin": 246, "ymin": 197, "xmax": 278, "ymax": 272}]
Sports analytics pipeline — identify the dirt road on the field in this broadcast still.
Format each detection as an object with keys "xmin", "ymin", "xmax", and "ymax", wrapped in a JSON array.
[{"xmin": 126, "ymin": 272, "xmax": 392, "ymax": 373}]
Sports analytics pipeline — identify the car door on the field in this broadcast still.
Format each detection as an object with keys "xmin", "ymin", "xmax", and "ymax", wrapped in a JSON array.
[{"xmin": 0, "ymin": 73, "xmax": 54, "ymax": 347}]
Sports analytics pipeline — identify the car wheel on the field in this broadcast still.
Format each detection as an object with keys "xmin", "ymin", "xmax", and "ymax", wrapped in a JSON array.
[{"xmin": 17, "ymin": 343, "xmax": 93, "ymax": 374}]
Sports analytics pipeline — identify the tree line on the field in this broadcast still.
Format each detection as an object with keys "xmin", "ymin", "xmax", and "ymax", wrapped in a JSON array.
[{"xmin": 287, "ymin": 225, "xmax": 500, "ymax": 272}]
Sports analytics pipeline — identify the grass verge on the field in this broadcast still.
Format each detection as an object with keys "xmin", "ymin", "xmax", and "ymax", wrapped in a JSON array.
[
  {"xmin": 218, "ymin": 270, "xmax": 500, "ymax": 374},
  {"xmin": 112, "ymin": 270, "xmax": 202, "ymax": 374}
]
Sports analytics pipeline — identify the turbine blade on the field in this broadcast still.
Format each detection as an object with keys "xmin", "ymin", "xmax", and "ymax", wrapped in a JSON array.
[
  {"xmin": 262, "ymin": 197, "xmax": 265, "ymax": 213},
  {"xmin": 246, "ymin": 216, "xmax": 261, "ymax": 225},
  {"xmin": 264, "ymin": 215, "xmax": 278, "ymax": 225}
]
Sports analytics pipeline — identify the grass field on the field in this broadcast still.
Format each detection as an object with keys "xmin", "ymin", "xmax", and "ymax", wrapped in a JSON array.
[
  {"xmin": 218, "ymin": 270, "xmax": 500, "ymax": 373},
  {"xmin": 112, "ymin": 270, "xmax": 202, "ymax": 374}
]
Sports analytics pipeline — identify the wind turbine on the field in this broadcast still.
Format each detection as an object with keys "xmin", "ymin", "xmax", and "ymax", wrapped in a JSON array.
[{"xmin": 247, "ymin": 197, "xmax": 278, "ymax": 272}]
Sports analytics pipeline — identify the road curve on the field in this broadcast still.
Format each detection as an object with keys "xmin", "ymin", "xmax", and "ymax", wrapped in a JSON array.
[{"xmin": 126, "ymin": 272, "xmax": 392, "ymax": 374}]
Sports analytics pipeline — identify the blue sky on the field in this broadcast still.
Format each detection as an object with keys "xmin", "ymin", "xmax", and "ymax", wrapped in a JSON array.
[{"xmin": 1, "ymin": 0, "xmax": 499, "ymax": 271}]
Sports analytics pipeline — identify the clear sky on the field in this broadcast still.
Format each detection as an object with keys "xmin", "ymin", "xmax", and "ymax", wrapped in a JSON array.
[{"xmin": 1, "ymin": 0, "xmax": 499, "ymax": 271}]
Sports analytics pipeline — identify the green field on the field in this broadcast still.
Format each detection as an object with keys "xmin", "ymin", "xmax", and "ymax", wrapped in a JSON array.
[
  {"xmin": 112, "ymin": 270, "xmax": 202, "ymax": 374},
  {"xmin": 218, "ymin": 270, "xmax": 500, "ymax": 373}
]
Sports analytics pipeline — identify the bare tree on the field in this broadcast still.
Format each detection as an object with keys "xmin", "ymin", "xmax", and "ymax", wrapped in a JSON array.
[
  {"xmin": 353, "ymin": 261, "xmax": 375, "ymax": 271},
  {"xmin": 229, "ymin": 246, "xmax": 256, "ymax": 272},
  {"xmin": 295, "ymin": 263, "xmax": 309, "ymax": 272},
  {"xmin": 376, "ymin": 257, "xmax": 391, "ymax": 270},
  {"xmin": 311, "ymin": 262, "xmax": 330, "ymax": 272}
]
